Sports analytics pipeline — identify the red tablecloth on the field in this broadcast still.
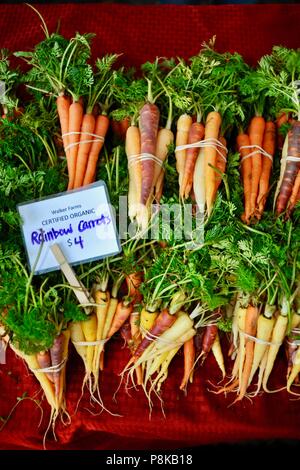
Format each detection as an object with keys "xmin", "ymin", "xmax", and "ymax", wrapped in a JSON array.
[{"xmin": 0, "ymin": 3, "xmax": 300, "ymax": 451}]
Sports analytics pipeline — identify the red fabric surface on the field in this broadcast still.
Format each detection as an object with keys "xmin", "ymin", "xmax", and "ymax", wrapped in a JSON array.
[{"xmin": 0, "ymin": 3, "xmax": 300, "ymax": 451}]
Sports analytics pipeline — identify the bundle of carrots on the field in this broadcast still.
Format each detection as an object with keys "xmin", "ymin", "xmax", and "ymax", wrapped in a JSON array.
[
  {"xmin": 10, "ymin": 330, "xmax": 70, "ymax": 445},
  {"xmin": 57, "ymin": 95, "xmax": 109, "ymax": 190},
  {"xmin": 175, "ymin": 111, "xmax": 227, "ymax": 217},
  {"xmin": 125, "ymin": 88, "xmax": 174, "ymax": 230},
  {"xmin": 238, "ymin": 116, "xmax": 276, "ymax": 223},
  {"xmin": 15, "ymin": 8, "xmax": 117, "ymax": 192},
  {"xmin": 70, "ymin": 270, "xmax": 143, "ymax": 403}
]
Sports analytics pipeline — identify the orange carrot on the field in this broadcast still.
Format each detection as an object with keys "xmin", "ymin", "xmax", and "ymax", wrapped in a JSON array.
[
  {"xmin": 179, "ymin": 337, "xmax": 195, "ymax": 391},
  {"xmin": 276, "ymin": 112, "xmax": 288, "ymax": 150},
  {"xmin": 257, "ymin": 121, "xmax": 276, "ymax": 216},
  {"xmin": 73, "ymin": 113, "xmax": 96, "ymax": 188},
  {"xmin": 56, "ymin": 94, "xmax": 71, "ymax": 160},
  {"xmin": 204, "ymin": 111, "xmax": 222, "ymax": 216},
  {"xmin": 83, "ymin": 114, "xmax": 110, "ymax": 186},
  {"xmin": 235, "ymin": 304, "xmax": 258, "ymax": 402},
  {"xmin": 248, "ymin": 116, "xmax": 265, "ymax": 216},
  {"xmin": 181, "ymin": 122, "xmax": 205, "ymax": 200},
  {"xmin": 67, "ymin": 100, "xmax": 84, "ymax": 190},
  {"xmin": 120, "ymin": 117, "xmax": 130, "ymax": 141},
  {"xmin": 237, "ymin": 133, "xmax": 252, "ymax": 223},
  {"xmin": 126, "ymin": 271, "xmax": 143, "ymax": 303},
  {"xmin": 287, "ymin": 169, "xmax": 300, "ymax": 216},
  {"xmin": 175, "ymin": 114, "xmax": 193, "ymax": 193},
  {"xmin": 107, "ymin": 301, "xmax": 133, "ymax": 339},
  {"xmin": 276, "ymin": 121, "xmax": 300, "ymax": 215}
]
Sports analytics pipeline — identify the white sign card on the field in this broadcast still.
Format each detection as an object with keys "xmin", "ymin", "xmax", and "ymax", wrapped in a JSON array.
[{"xmin": 17, "ymin": 181, "xmax": 121, "ymax": 275}]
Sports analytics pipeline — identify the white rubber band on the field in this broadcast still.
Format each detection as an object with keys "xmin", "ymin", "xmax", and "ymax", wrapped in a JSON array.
[
  {"xmin": 62, "ymin": 131, "xmax": 105, "ymax": 140},
  {"xmin": 72, "ymin": 339, "xmax": 108, "ymax": 347},
  {"xmin": 286, "ymin": 156, "xmax": 300, "ymax": 162},
  {"xmin": 65, "ymin": 138, "xmax": 104, "ymax": 152},
  {"xmin": 32, "ymin": 357, "xmax": 66, "ymax": 374},
  {"xmin": 128, "ymin": 153, "xmax": 164, "ymax": 169},
  {"xmin": 239, "ymin": 329, "xmax": 282, "ymax": 346},
  {"xmin": 239, "ymin": 145, "xmax": 273, "ymax": 163},
  {"xmin": 286, "ymin": 339, "xmax": 300, "ymax": 347},
  {"xmin": 130, "ymin": 311, "xmax": 140, "ymax": 317},
  {"xmin": 140, "ymin": 325, "xmax": 183, "ymax": 347},
  {"xmin": 62, "ymin": 132, "xmax": 105, "ymax": 152},
  {"xmin": 175, "ymin": 138, "xmax": 227, "ymax": 162}
]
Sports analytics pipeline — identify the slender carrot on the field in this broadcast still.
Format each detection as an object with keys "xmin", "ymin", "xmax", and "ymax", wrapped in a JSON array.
[
  {"xmin": 248, "ymin": 308, "xmax": 275, "ymax": 385},
  {"xmin": 211, "ymin": 332, "xmax": 226, "ymax": 379},
  {"xmin": 276, "ymin": 112, "xmax": 288, "ymax": 151},
  {"xmin": 49, "ymin": 333, "xmax": 65, "ymax": 399},
  {"xmin": 139, "ymin": 102, "xmax": 160, "ymax": 206},
  {"xmin": 181, "ymin": 122, "xmax": 205, "ymax": 200},
  {"xmin": 179, "ymin": 337, "xmax": 195, "ymax": 390},
  {"xmin": 125, "ymin": 125, "xmax": 142, "ymax": 221},
  {"xmin": 107, "ymin": 300, "xmax": 133, "ymax": 339},
  {"xmin": 92, "ymin": 289, "xmax": 110, "ymax": 382},
  {"xmin": 67, "ymin": 100, "xmax": 84, "ymax": 190},
  {"xmin": 82, "ymin": 114, "xmax": 110, "ymax": 185},
  {"xmin": 126, "ymin": 271, "xmax": 143, "ymax": 302},
  {"xmin": 81, "ymin": 313, "xmax": 97, "ymax": 375},
  {"xmin": 199, "ymin": 324, "xmax": 218, "ymax": 364},
  {"xmin": 262, "ymin": 312, "xmax": 288, "ymax": 391},
  {"xmin": 237, "ymin": 133, "xmax": 252, "ymax": 223},
  {"xmin": 153, "ymin": 127, "xmax": 173, "ymax": 190},
  {"xmin": 287, "ymin": 169, "xmax": 300, "ymax": 216},
  {"xmin": 276, "ymin": 121, "xmax": 300, "ymax": 214},
  {"xmin": 204, "ymin": 111, "xmax": 222, "ymax": 216},
  {"xmin": 256, "ymin": 121, "xmax": 276, "ymax": 216},
  {"xmin": 175, "ymin": 114, "xmax": 193, "ymax": 194},
  {"xmin": 73, "ymin": 113, "xmax": 96, "ymax": 188},
  {"xmin": 234, "ymin": 304, "xmax": 258, "ymax": 402},
  {"xmin": 36, "ymin": 350, "xmax": 54, "ymax": 384},
  {"xmin": 58, "ymin": 329, "xmax": 70, "ymax": 409},
  {"xmin": 193, "ymin": 147, "xmax": 206, "ymax": 215},
  {"xmin": 248, "ymin": 116, "xmax": 266, "ymax": 216},
  {"xmin": 56, "ymin": 94, "xmax": 71, "ymax": 160}
]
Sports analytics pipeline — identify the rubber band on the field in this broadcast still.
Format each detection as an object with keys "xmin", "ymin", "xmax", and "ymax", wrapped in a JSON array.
[
  {"xmin": 239, "ymin": 329, "xmax": 282, "ymax": 346},
  {"xmin": 175, "ymin": 138, "xmax": 228, "ymax": 163},
  {"xmin": 62, "ymin": 131, "xmax": 105, "ymax": 140},
  {"xmin": 139, "ymin": 325, "xmax": 184, "ymax": 348},
  {"xmin": 32, "ymin": 358, "xmax": 67, "ymax": 374},
  {"xmin": 72, "ymin": 339, "xmax": 109, "ymax": 347},
  {"xmin": 61, "ymin": 132, "xmax": 105, "ymax": 152},
  {"xmin": 130, "ymin": 311, "xmax": 140, "ymax": 317},
  {"xmin": 239, "ymin": 145, "xmax": 273, "ymax": 163},
  {"xmin": 286, "ymin": 339, "xmax": 300, "ymax": 347},
  {"xmin": 127, "ymin": 153, "xmax": 164, "ymax": 169},
  {"xmin": 286, "ymin": 156, "xmax": 300, "ymax": 162}
]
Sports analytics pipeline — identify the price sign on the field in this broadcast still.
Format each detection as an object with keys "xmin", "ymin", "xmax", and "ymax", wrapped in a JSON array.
[{"xmin": 17, "ymin": 181, "xmax": 121, "ymax": 274}]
